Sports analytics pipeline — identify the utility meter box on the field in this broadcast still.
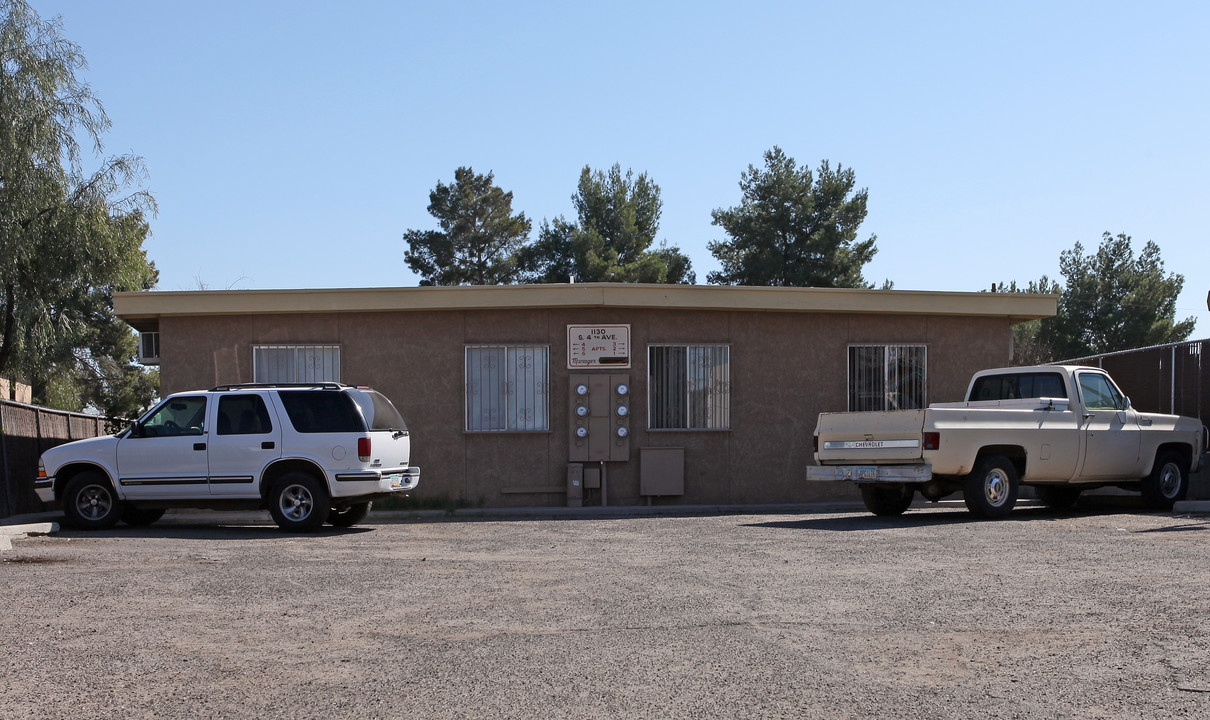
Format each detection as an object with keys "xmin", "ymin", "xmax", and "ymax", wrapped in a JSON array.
[{"xmin": 569, "ymin": 373, "xmax": 630, "ymax": 462}]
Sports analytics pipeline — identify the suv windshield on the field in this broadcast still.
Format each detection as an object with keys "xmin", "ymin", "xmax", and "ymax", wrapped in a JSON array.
[{"xmin": 278, "ymin": 390, "xmax": 366, "ymax": 433}]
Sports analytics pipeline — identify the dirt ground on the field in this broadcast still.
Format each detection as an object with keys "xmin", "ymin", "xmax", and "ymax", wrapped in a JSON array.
[{"xmin": 3, "ymin": 504, "xmax": 1210, "ymax": 719}]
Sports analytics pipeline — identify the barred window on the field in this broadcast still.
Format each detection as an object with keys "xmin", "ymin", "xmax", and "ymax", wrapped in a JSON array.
[
  {"xmin": 648, "ymin": 345, "xmax": 730, "ymax": 430},
  {"xmin": 848, "ymin": 345, "xmax": 926, "ymax": 411},
  {"xmin": 253, "ymin": 345, "xmax": 340, "ymax": 383},
  {"xmin": 465, "ymin": 345, "xmax": 549, "ymax": 432}
]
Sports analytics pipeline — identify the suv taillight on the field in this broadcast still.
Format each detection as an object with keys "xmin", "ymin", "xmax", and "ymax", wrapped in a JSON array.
[
  {"xmin": 358, "ymin": 437, "xmax": 371, "ymax": 462},
  {"xmin": 923, "ymin": 432, "xmax": 940, "ymax": 451}
]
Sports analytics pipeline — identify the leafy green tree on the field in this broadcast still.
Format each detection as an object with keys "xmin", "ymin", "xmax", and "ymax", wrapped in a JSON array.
[
  {"xmin": 404, "ymin": 167, "xmax": 532, "ymax": 285},
  {"xmin": 994, "ymin": 233, "xmax": 1194, "ymax": 363},
  {"xmin": 989, "ymin": 277, "xmax": 1062, "ymax": 365},
  {"xmin": 1048, "ymin": 233, "xmax": 1194, "ymax": 359},
  {"xmin": 519, "ymin": 164, "xmax": 695, "ymax": 284},
  {"xmin": 708, "ymin": 147, "xmax": 877, "ymax": 287},
  {"xmin": 0, "ymin": 0, "xmax": 159, "ymax": 414}
]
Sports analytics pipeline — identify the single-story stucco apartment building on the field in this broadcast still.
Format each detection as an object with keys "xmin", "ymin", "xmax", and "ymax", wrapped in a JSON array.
[{"xmin": 113, "ymin": 283, "xmax": 1055, "ymax": 508}]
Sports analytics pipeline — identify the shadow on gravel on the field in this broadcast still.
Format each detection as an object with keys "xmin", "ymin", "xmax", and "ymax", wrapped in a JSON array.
[
  {"xmin": 749, "ymin": 502, "xmax": 1173, "ymax": 532},
  {"xmin": 55, "ymin": 525, "xmax": 375, "ymax": 541},
  {"xmin": 1133, "ymin": 521, "xmax": 1210, "ymax": 534}
]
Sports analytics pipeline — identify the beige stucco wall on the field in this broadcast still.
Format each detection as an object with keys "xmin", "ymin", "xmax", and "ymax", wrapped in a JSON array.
[{"xmin": 158, "ymin": 307, "xmax": 1011, "ymax": 508}]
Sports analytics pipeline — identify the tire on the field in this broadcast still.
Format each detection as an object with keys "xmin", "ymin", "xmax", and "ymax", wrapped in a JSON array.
[
  {"xmin": 1035, "ymin": 485, "xmax": 1081, "ymax": 511},
  {"xmin": 328, "ymin": 501, "xmax": 372, "ymax": 528},
  {"xmin": 268, "ymin": 472, "xmax": 330, "ymax": 532},
  {"xmin": 964, "ymin": 455, "xmax": 1019, "ymax": 519},
  {"xmin": 860, "ymin": 484, "xmax": 914, "ymax": 516},
  {"xmin": 1141, "ymin": 451, "xmax": 1188, "ymax": 509},
  {"xmin": 121, "ymin": 505, "xmax": 166, "ymax": 527},
  {"xmin": 62, "ymin": 472, "xmax": 121, "ymax": 530}
]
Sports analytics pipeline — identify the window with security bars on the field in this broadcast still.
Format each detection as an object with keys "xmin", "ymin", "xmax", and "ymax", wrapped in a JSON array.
[
  {"xmin": 848, "ymin": 345, "xmax": 927, "ymax": 411},
  {"xmin": 465, "ymin": 345, "xmax": 549, "ymax": 431},
  {"xmin": 648, "ymin": 345, "xmax": 730, "ymax": 430},
  {"xmin": 253, "ymin": 345, "xmax": 341, "ymax": 383}
]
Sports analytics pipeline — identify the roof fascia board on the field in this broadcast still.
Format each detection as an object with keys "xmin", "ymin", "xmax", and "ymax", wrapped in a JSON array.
[{"xmin": 114, "ymin": 283, "xmax": 1057, "ymax": 323}]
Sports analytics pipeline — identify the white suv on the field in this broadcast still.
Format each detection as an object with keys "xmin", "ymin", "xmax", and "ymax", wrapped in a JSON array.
[{"xmin": 35, "ymin": 383, "xmax": 420, "ymax": 532}]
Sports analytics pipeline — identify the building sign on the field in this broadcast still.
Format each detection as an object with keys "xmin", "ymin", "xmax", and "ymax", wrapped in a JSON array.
[{"xmin": 567, "ymin": 324, "xmax": 631, "ymax": 368}]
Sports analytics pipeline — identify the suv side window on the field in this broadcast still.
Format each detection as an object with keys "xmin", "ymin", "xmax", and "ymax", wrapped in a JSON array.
[
  {"xmin": 278, "ymin": 390, "xmax": 366, "ymax": 433},
  {"xmin": 217, "ymin": 394, "xmax": 273, "ymax": 435},
  {"xmin": 141, "ymin": 396, "xmax": 207, "ymax": 437}
]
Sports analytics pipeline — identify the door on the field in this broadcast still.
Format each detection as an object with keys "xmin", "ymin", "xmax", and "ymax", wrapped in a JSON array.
[
  {"xmin": 1077, "ymin": 372, "xmax": 1142, "ymax": 479},
  {"xmin": 116, "ymin": 395, "xmax": 211, "ymax": 498},
  {"xmin": 208, "ymin": 393, "xmax": 281, "ymax": 497}
]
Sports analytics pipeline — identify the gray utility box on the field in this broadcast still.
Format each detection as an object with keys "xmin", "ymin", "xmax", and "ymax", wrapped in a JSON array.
[
  {"xmin": 566, "ymin": 463, "xmax": 583, "ymax": 507},
  {"xmin": 640, "ymin": 447, "xmax": 685, "ymax": 497}
]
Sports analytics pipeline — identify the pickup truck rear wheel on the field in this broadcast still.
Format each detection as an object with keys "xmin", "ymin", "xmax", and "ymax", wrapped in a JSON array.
[
  {"xmin": 860, "ymin": 484, "xmax": 914, "ymax": 516},
  {"xmin": 268, "ymin": 472, "xmax": 330, "ymax": 532},
  {"xmin": 1141, "ymin": 451, "xmax": 1188, "ymax": 509},
  {"xmin": 964, "ymin": 455, "xmax": 1019, "ymax": 519},
  {"xmin": 62, "ymin": 472, "xmax": 121, "ymax": 530}
]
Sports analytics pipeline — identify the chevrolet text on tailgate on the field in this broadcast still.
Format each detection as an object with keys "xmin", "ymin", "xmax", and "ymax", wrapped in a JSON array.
[
  {"xmin": 807, "ymin": 366, "xmax": 1207, "ymax": 518},
  {"xmin": 34, "ymin": 383, "xmax": 420, "ymax": 532}
]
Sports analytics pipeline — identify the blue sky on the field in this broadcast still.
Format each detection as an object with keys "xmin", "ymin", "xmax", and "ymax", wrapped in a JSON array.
[{"xmin": 33, "ymin": 0, "xmax": 1210, "ymax": 335}]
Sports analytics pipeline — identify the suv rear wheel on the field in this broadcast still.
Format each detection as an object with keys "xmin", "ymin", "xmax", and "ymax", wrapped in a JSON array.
[{"xmin": 268, "ymin": 472, "xmax": 330, "ymax": 532}]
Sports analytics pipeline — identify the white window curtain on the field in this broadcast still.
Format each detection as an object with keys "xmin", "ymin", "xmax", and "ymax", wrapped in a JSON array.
[
  {"xmin": 465, "ymin": 346, "xmax": 549, "ymax": 431},
  {"xmin": 253, "ymin": 345, "xmax": 341, "ymax": 383}
]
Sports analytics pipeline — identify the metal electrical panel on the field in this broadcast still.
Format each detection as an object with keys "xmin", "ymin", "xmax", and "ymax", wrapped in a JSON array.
[{"xmin": 569, "ymin": 373, "xmax": 630, "ymax": 462}]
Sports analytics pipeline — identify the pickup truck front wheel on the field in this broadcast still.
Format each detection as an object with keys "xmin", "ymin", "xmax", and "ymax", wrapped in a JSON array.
[
  {"xmin": 1141, "ymin": 452, "xmax": 1188, "ymax": 509},
  {"xmin": 860, "ymin": 484, "xmax": 914, "ymax": 516},
  {"xmin": 964, "ymin": 455, "xmax": 1018, "ymax": 519}
]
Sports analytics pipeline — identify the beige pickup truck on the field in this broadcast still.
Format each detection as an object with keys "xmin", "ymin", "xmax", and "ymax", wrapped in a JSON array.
[{"xmin": 807, "ymin": 365, "xmax": 1207, "ymax": 518}]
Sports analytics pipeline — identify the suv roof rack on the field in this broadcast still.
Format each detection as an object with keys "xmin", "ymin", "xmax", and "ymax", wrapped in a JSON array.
[{"xmin": 209, "ymin": 382, "xmax": 350, "ymax": 392}]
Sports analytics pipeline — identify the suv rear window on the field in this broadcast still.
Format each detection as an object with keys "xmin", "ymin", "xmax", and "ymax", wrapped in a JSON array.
[
  {"xmin": 360, "ymin": 390, "xmax": 407, "ymax": 431},
  {"xmin": 970, "ymin": 372, "xmax": 1068, "ymax": 402},
  {"xmin": 277, "ymin": 390, "xmax": 366, "ymax": 433}
]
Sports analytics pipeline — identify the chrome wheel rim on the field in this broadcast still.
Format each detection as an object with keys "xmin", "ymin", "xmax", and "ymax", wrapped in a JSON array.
[
  {"xmin": 279, "ymin": 484, "xmax": 314, "ymax": 522},
  {"xmin": 984, "ymin": 468, "xmax": 1010, "ymax": 507},
  {"xmin": 1159, "ymin": 462, "xmax": 1182, "ymax": 498},
  {"xmin": 75, "ymin": 484, "xmax": 113, "ymax": 521}
]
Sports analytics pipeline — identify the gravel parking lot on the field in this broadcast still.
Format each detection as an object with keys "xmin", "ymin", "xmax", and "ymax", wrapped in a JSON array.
[{"xmin": 3, "ymin": 503, "xmax": 1210, "ymax": 719}]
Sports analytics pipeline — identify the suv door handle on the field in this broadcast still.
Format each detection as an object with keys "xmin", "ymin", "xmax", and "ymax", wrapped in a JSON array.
[
  {"xmin": 194, "ymin": 443, "xmax": 206, "ymax": 451},
  {"xmin": 262, "ymin": 441, "xmax": 275, "ymax": 450}
]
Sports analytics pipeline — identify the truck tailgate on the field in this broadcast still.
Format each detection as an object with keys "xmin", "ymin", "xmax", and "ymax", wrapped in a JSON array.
[{"xmin": 814, "ymin": 409, "xmax": 927, "ymax": 464}]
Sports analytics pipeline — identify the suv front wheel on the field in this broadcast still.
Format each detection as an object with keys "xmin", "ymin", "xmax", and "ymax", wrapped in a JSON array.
[
  {"xmin": 268, "ymin": 472, "xmax": 330, "ymax": 532},
  {"xmin": 62, "ymin": 472, "xmax": 121, "ymax": 530}
]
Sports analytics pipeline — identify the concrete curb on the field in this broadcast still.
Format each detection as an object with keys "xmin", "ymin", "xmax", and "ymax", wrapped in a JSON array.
[
  {"xmin": 0, "ymin": 522, "xmax": 59, "ymax": 552},
  {"xmin": 1173, "ymin": 501, "xmax": 1210, "ymax": 513}
]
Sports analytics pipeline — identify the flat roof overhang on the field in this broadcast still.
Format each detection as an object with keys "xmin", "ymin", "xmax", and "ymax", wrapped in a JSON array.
[{"xmin": 114, "ymin": 283, "xmax": 1057, "ymax": 333}]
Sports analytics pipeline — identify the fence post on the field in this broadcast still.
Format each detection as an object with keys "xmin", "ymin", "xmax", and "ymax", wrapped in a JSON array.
[{"xmin": 1, "ymin": 403, "xmax": 10, "ymax": 519}]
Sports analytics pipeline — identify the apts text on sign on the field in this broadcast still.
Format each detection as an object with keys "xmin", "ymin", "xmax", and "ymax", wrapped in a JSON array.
[{"xmin": 567, "ymin": 324, "xmax": 631, "ymax": 368}]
